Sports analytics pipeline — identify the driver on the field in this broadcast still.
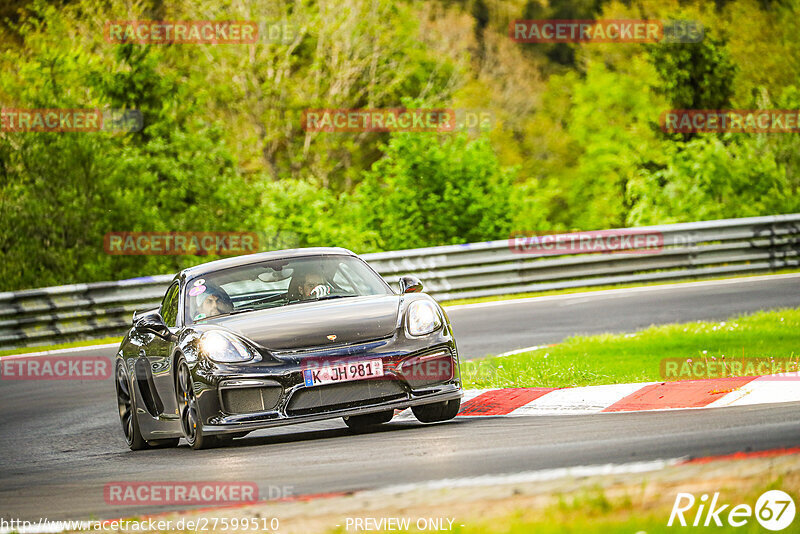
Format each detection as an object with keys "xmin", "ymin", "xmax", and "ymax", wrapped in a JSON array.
[
  {"xmin": 194, "ymin": 285, "xmax": 234, "ymax": 320},
  {"xmin": 296, "ymin": 271, "xmax": 331, "ymax": 300}
]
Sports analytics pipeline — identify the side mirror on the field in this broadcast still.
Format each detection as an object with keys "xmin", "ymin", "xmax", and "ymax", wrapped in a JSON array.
[
  {"xmin": 135, "ymin": 312, "xmax": 173, "ymax": 340},
  {"xmin": 398, "ymin": 275, "xmax": 423, "ymax": 294}
]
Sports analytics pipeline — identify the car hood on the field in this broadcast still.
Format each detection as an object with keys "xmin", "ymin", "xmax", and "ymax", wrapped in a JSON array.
[{"xmin": 205, "ymin": 294, "xmax": 400, "ymax": 350}]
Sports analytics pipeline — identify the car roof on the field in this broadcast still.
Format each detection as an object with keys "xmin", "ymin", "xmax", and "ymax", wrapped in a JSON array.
[{"xmin": 177, "ymin": 247, "xmax": 358, "ymax": 280}]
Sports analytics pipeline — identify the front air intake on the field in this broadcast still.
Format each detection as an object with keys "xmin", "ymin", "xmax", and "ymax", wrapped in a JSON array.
[{"xmin": 220, "ymin": 385, "xmax": 282, "ymax": 414}]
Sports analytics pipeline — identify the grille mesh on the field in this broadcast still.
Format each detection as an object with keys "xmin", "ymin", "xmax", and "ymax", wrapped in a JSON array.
[
  {"xmin": 287, "ymin": 379, "xmax": 406, "ymax": 416},
  {"xmin": 221, "ymin": 386, "xmax": 282, "ymax": 414}
]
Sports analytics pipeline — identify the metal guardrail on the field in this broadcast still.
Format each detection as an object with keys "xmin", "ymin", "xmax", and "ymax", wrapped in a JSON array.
[{"xmin": 1, "ymin": 214, "xmax": 798, "ymax": 350}]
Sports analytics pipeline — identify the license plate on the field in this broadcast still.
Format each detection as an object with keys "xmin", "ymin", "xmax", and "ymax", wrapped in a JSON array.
[{"xmin": 302, "ymin": 358, "xmax": 384, "ymax": 386}]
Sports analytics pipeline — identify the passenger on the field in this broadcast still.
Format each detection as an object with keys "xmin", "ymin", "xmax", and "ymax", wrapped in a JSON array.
[{"xmin": 193, "ymin": 285, "xmax": 234, "ymax": 320}]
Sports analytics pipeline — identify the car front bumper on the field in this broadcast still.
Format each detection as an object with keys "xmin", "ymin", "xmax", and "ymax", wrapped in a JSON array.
[
  {"xmin": 190, "ymin": 333, "xmax": 463, "ymax": 435},
  {"xmin": 203, "ymin": 384, "xmax": 462, "ymax": 435}
]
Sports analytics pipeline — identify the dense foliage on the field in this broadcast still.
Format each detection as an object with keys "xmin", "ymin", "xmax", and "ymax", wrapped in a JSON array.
[{"xmin": 0, "ymin": 0, "xmax": 798, "ymax": 290}]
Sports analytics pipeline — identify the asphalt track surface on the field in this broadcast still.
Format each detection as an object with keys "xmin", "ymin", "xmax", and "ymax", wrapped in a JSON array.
[
  {"xmin": 1, "ymin": 275, "xmax": 799, "ymax": 521},
  {"xmin": 447, "ymin": 273, "xmax": 800, "ymax": 358}
]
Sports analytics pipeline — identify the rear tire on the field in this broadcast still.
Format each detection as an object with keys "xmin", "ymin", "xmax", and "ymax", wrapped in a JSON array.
[
  {"xmin": 343, "ymin": 410, "xmax": 394, "ymax": 430},
  {"xmin": 412, "ymin": 399, "xmax": 461, "ymax": 423}
]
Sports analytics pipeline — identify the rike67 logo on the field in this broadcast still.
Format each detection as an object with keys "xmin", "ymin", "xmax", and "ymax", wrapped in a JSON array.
[{"xmin": 669, "ymin": 490, "xmax": 796, "ymax": 530}]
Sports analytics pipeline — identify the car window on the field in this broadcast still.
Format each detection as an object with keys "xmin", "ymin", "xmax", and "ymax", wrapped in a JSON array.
[
  {"xmin": 185, "ymin": 255, "xmax": 391, "ymax": 323},
  {"xmin": 332, "ymin": 269, "xmax": 355, "ymax": 292},
  {"xmin": 334, "ymin": 262, "xmax": 375, "ymax": 293},
  {"xmin": 161, "ymin": 282, "xmax": 180, "ymax": 327}
]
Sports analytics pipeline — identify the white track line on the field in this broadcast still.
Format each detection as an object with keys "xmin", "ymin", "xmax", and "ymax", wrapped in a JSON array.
[
  {"xmin": 509, "ymin": 383, "xmax": 657, "ymax": 416},
  {"xmin": 371, "ymin": 458, "xmax": 683, "ymax": 495},
  {"xmin": 1, "ymin": 343, "xmax": 119, "ymax": 359},
  {"xmin": 492, "ymin": 345, "xmax": 554, "ymax": 358},
  {"xmin": 709, "ymin": 375, "xmax": 800, "ymax": 408}
]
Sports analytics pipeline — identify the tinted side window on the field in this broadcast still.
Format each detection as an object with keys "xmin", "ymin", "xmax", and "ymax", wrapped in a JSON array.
[
  {"xmin": 161, "ymin": 283, "xmax": 180, "ymax": 327},
  {"xmin": 335, "ymin": 261, "xmax": 380, "ymax": 293}
]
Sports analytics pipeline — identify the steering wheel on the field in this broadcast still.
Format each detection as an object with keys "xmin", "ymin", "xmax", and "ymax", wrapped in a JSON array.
[{"xmin": 246, "ymin": 292, "xmax": 288, "ymax": 307}]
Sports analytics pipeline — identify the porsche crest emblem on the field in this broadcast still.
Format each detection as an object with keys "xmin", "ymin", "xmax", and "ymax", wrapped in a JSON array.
[{"xmin": 327, "ymin": 334, "xmax": 337, "ymax": 341}]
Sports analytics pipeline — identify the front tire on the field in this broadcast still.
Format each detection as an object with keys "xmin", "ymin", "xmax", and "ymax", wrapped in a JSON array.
[
  {"xmin": 176, "ymin": 360, "xmax": 217, "ymax": 450},
  {"xmin": 412, "ymin": 398, "xmax": 461, "ymax": 423},
  {"xmin": 116, "ymin": 363, "xmax": 149, "ymax": 451},
  {"xmin": 343, "ymin": 410, "xmax": 394, "ymax": 430}
]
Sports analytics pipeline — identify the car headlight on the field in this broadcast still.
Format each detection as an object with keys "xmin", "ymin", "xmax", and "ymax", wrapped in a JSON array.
[
  {"xmin": 406, "ymin": 300, "xmax": 443, "ymax": 337},
  {"xmin": 198, "ymin": 331, "xmax": 255, "ymax": 363}
]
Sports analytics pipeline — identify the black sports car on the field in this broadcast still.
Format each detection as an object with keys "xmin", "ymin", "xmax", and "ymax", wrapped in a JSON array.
[{"xmin": 114, "ymin": 248, "xmax": 462, "ymax": 450}]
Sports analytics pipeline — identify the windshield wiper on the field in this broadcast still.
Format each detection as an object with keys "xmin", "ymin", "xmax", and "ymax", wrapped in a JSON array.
[
  {"xmin": 227, "ymin": 307, "xmax": 257, "ymax": 315},
  {"xmin": 314, "ymin": 295, "xmax": 356, "ymax": 302},
  {"xmin": 204, "ymin": 308, "xmax": 257, "ymax": 320}
]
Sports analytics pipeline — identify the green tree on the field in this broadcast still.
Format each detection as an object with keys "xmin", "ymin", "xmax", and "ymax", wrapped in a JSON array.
[
  {"xmin": 356, "ymin": 132, "xmax": 515, "ymax": 250},
  {"xmin": 647, "ymin": 32, "xmax": 737, "ymax": 111},
  {"xmin": 626, "ymin": 134, "xmax": 793, "ymax": 225},
  {"xmin": 555, "ymin": 59, "xmax": 667, "ymax": 230},
  {"xmin": 0, "ymin": 2, "xmax": 249, "ymax": 289}
]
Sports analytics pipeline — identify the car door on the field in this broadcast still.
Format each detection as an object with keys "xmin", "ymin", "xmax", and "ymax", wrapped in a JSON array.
[{"xmin": 146, "ymin": 281, "xmax": 181, "ymax": 420}]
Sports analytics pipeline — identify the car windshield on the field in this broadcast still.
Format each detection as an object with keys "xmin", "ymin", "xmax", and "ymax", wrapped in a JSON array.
[{"xmin": 184, "ymin": 255, "xmax": 392, "ymax": 323}]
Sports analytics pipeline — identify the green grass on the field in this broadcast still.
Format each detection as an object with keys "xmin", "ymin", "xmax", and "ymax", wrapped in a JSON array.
[
  {"xmin": 0, "ymin": 336, "xmax": 123, "ymax": 357},
  {"xmin": 461, "ymin": 307, "xmax": 800, "ymax": 389},
  {"xmin": 459, "ymin": 478, "xmax": 799, "ymax": 534},
  {"xmin": 442, "ymin": 269, "xmax": 800, "ymax": 307}
]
